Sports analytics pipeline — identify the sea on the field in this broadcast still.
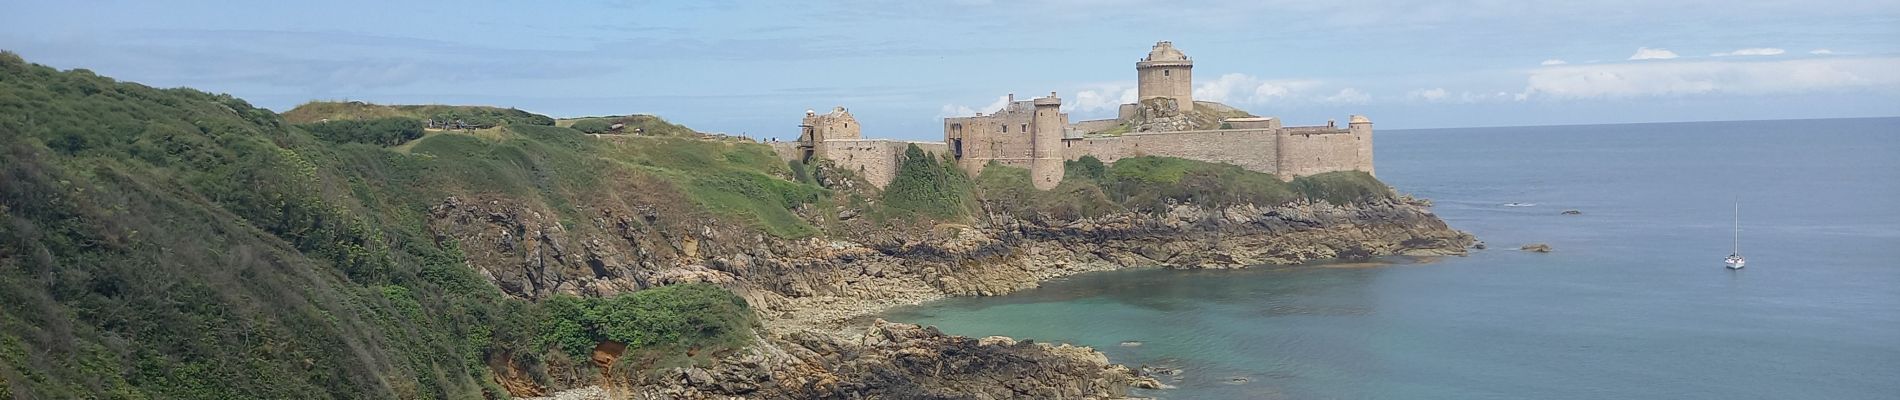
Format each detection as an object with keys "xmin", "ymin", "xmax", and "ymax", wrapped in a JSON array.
[{"xmin": 883, "ymin": 117, "xmax": 1900, "ymax": 399}]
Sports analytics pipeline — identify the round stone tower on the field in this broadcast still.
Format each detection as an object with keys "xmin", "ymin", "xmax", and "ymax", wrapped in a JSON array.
[
  {"xmin": 1030, "ymin": 92, "xmax": 1065, "ymax": 190},
  {"xmin": 1136, "ymin": 41, "xmax": 1194, "ymax": 112}
]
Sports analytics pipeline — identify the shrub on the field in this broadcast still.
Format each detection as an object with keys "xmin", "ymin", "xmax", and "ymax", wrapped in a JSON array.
[
  {"xmin": 298, "ymin": 117, "xmax": 425, "ymax": 146},
  {"xmin": 879, "ymin": 144, "xmax": 975, "ymax": 220},
  {"xmin": 1064, "ymin": 156, "xmax": 1108, "ymax": 184},
  {"xmin": 1291, "ymin": 171, "xmax": 1392, "ymax": 205},
  {"xmin": 570, "ymin": 119, "xmax": 613, "ymax": 134},
  {"xmin": 535, "ymin": 284, "xmax": 756, "ymax": 359}
]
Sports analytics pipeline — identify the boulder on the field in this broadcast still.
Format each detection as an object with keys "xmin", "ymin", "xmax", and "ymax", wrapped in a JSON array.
[
  {"xmin": 1561, "ymin": 209, "xmax": 1582, "ymax": 215},
  {"xmin": 1520, "ymin": 243, "xmax": 1552, "ymax": 253}
]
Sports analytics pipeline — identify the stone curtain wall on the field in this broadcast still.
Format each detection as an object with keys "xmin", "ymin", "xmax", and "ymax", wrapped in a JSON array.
[
  {"xmin": 768, "ymin": 142, "xmax": 804, "ymax": 161},
  {"xmin": 1071, "ymin": 119, "xmax": 1122, "ymax": 135},
  {"xmin": 820, "ymin": 140, "xmax": 948, "ymax": 188},
  {"xmin": 1063, "ymin": 129, "xmax": 1280, "ymax": 173},
  {"xmin": 1275, "ymin": 130, "xmax": 1365, "ymax": 179}
]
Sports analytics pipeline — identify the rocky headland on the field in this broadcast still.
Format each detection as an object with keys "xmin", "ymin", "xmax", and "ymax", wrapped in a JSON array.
[{"xmin": 434, "ymin": 190, "xmax": 1473, "ymax": 398}]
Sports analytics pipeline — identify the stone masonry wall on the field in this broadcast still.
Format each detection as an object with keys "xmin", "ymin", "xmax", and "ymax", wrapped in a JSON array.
[
  {"xmin": 767, "ymin": 141, "xmax": 803, "ymax": 162},
  {"xmin": 1062, "ymin": 129, "xmax": 1279, "ymax": 173},
  {"xmin": 1275, "ymin": 130, "xmax": 1365, "ymax": 179},
  {"xmin": 1071, "ymin": 118, "xmax": 1122, "ymax": 135},
  {"xmin": 819, "ymin": 140, "xmax": 948, "ymax": 188}
]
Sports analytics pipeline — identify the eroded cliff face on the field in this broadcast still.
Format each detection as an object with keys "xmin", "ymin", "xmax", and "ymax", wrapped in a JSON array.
[{"xmin": 431, "ymin": 190, "xmax": 1471, "ymax": 399}]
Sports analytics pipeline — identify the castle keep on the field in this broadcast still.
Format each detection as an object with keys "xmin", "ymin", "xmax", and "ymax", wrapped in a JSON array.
[{"xmin": 773, "ymin": 41, "xmax": 1373, "ymax": 190}]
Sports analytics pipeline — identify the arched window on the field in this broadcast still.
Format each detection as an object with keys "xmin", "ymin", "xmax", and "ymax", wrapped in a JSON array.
[{"xmin": 1002, "ymin": 124, "xmax": 1008, "ymax": 133}]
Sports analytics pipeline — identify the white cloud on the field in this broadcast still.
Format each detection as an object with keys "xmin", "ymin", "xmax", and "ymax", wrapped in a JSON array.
[
  {"xmin": 1518, "ymin": 56, "xmax": 1900, "ymax": 100},
  {"xmin": 1712, "ymin": 47, "xmax": 1786, "ymax": 57},
  {"xmin": 1628, "ymin": 47, "xmax": 1680, "ymax": 60},
  {"xmin": 1193, "ymin": 73, "xmax": 1324, "ymax": 105},
  {"xmin": 938, "ymin": 95, "xmax": 1012, "ymax": 118},
  {"xmin": 1070, "ymin": 82, "xmax": 1138, "ymax": 113},
  {"xmin": 1408, "ymin": 87, "xmax": 1449, "ymax": 102},
  {"xmin": 1811, "ymin": 49, "xmax": 1835, "ymax": 55},
  {"xmin": 1541, "ymin": 59, "xmax": 1568, "ymax": 65},
  {"xmin": 1322, "ymin": 88, "xmax": 1371, "ymax": 104}
]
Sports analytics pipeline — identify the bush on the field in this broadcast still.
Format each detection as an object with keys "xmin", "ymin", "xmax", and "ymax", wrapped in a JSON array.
[
  {"xmin": 298, "ymin": 117, "xmax": 425, "ymax": 146},
  {"xmin": 1064, "ymin": 156, "xmax": 1108, "ymax": 184},
  {"xmin": 1291, "ymin": 171, "xmax": 1392, "ymax": 205},
  {"xmin": 879, "ymin": 144, "xmax": 975, "ymax": 220},
  {"xmin": 535, "ymin": 284, "xmax": 756, "ymax": 359},
  {"xmin": 570, "ymin": 119, "xmax": 613, "ymax": 134}
]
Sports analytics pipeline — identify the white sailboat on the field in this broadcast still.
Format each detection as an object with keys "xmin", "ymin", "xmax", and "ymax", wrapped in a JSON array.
[{"xmin": 1725, "ymin": 203, "xmax": 1746, "ymax": 270}]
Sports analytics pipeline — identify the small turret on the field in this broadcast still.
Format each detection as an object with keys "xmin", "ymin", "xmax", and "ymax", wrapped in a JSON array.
[{"xmin": 1349, "ymin": 115, "xmax": 1374, "ymax": 176}]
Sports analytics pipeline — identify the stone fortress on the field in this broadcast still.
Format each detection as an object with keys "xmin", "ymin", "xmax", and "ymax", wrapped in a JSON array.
[{"xmin": 772, "ymin": 41, "xmax": 1374, "ymax": 190}]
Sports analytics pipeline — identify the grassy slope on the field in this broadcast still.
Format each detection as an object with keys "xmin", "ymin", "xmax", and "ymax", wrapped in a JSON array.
[
  {"xmin": 0, "ymin": 54, "xmax": 773, "ymax": 398},
  {"xmin": 282, "ymin": 101, "xmax": 556, "ymax": 127},
  {"xmin": 0, "ymin": 53, "xmax": 1392, "ymax": 398}
]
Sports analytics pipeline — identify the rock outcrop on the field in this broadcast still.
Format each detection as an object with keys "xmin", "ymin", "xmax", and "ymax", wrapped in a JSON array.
[{"xmin": 427, "ymin": 188, "xmax": 1473, "ymax": 398}]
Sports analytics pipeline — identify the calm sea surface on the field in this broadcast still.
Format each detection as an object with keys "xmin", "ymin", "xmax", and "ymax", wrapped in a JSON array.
[{"xmin": 883, "ymin": 117, "xmax": 1900, "ymax": 399}]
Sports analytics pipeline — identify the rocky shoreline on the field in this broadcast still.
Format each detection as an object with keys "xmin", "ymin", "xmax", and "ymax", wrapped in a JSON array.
[{"xmin": 434, "ymin": 196, "xmax": 1472, "ymax": 399}]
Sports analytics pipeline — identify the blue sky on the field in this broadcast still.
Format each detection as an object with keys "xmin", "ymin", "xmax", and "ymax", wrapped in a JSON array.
[{"xmin": 4, "ymin": 0, "xmax": 1897, "ymax": 140}]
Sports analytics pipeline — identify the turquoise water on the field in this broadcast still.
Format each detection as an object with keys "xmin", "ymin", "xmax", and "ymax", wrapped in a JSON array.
[{"xmin": 884, "ymin": 118, "xmax": 1900, "ymax": 399}]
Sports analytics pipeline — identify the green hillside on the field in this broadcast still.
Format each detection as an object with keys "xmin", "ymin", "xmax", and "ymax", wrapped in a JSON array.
[
  {"xmin": 0, "ymin": 52, "xmax": 768, "ymax": 398},
  {"xmin": 282, "ymin": 101, "xmax": 555, "ymax": 127},
  {"xmin": 0, "ymin": 52, "xmax": 1394, "ymax": 398}
]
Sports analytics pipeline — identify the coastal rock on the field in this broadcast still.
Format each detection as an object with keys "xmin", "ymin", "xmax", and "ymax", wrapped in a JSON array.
[
  {"xmin": 428, "ymin": 187, "xmax": 1474, "ymax": 398},
  {"xmin": 1562, "ymin": 209, "xmax": 1582, "ymax": 215},
  {"xmin": 1521, "ymin": 243, "xmax": 1553, "ymax": 253}
]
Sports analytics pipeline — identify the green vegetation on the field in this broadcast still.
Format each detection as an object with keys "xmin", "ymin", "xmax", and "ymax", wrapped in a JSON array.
[
  {"xmin": 535, "ymin": 284, "xmax": 755, "ymax": 362},
  {"xmin": 974, "ymin": 163, "xmax": 1119, "ymax": 220},
  {"xmin": 558, "ymin": 114, "xmax": 698, "ymax": 137},
  {"xmin": 297, "ymin": 116, "xmax": 425, "ymax": 146},
  {"xmin": 961, "ymin": 155, "xmax": 1392, "ymax": 219},
  {"xmin": 569, "ymin": 118, "xmax": 614, "ymax": 133},
  {"xmin": 0, "ymin": 52, "xmax": 790, "ymax": 399},
  {"xmin": 0, "ymin": 51, "xmax": 1392, "ymax": 399},
  {"xmin": 283, "ymin": 101, "xmax": 555, "ymax": 127},
  {"xmin": 877, "ymin": 144, "xmax": 977, "ymax": 220}
]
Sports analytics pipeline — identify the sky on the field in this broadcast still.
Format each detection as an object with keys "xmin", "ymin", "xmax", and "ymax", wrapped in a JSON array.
[{"xmin": 3, "ymin": 0, "xmax": 1898, "ymax": 140}]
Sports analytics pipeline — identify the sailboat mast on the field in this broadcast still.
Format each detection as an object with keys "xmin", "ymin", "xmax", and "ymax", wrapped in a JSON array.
[{"xmin": 1733, "ymin": 202, "xmax": 1740, "ymax": 254}]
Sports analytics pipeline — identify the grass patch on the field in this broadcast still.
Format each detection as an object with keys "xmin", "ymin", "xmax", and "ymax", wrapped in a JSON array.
[{"xmin": 283, "ymin": 101, "xmax": 555, "ymax": 127}]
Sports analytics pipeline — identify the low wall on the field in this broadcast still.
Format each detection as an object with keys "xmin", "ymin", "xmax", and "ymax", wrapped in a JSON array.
[
  {"xmin": 1071, "ymin": 119, "xmax": 1122, "ymax": 134},
  {"xmin": 818, "ymin": 140, "xmax": 947, "ymax": 188},
  {"xmin": 1061, "ymin": 129, "xmax": 1279, "ymax": 174},
  {"xmin": 767, "ymin": 142, "xmax": 803, "ymax": 161}
]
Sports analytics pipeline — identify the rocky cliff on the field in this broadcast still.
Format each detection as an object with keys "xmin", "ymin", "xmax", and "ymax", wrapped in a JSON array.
[
  {"xmin": 0, "ymin": 54, "xmax": 1471, "ymax": 400},
  {"xmin": 431, "ymin": 186, "xmax": 1472, "ymax": 398}
]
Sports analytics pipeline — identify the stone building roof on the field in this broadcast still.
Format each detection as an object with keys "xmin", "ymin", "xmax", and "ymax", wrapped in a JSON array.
[{"xmin": 1144, "ymin": 41, "xmax": 1189, "ymax": 62}]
